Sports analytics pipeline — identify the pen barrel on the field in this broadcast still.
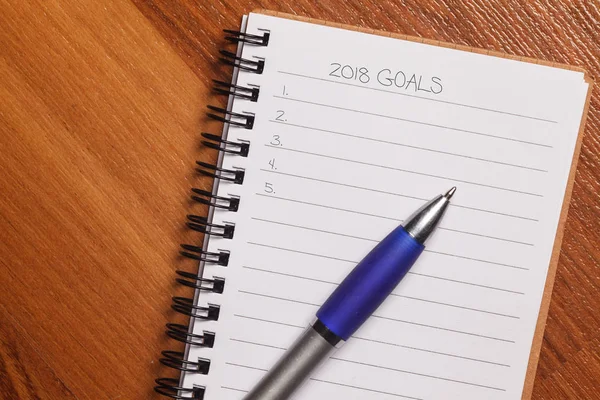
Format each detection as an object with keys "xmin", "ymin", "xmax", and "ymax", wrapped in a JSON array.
[
  {"xmin": 316, "ymin": 226, "xmax": 424, "ymax": 340},
  {"xmin": 243, "ymin": 325, "xmax": 336, "ymax": 400}
]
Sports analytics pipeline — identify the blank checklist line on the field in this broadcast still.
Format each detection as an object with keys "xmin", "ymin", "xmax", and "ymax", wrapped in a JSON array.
[
  {"xmin": 277, "ymin": 70, "xmax": 558, "ymax": 124},
  {"xmin": 259, "ymin": 169, "xmax": 539, "ymax": 222},
  {"xmin": 249, "ymin": 218, "xmax": 527, "ymax": 272},
  {"xmin": 273, "ymin": 95, "xmax": 554, "ymax": 148},
  {"xmin": 236, "ymin": 291, "xmax": 516, "ymax": 344},
  {"xmin": 232, "ymin": 319, "xmax": 512, "ymax": 366},
  {"xmin": 230, "ymin": 337, "xmax": 287, "ymax": 351},
  {"xmin": 243, "ymin": 265, "xmax": 338, "ymax": 285},
  {"xmin": 226, "ymin": 362, "xmax": 267, "ymax": 372},
  {"xmin": 239, "ymin": 289, "xmax": 320, "ymax": 307},
  {"xmin": 251, "ymin": 216, "xmax": 379, "ymax": 243},
  {"xmin": 398, "ymin": 293, "xmax": 520, "ymax": 314},
  {"xmin": 239, "ymin": 272, "xmax": 520, "ymax": 318},
  {"xmin": 265, "ymin": 144, "xmax": 544, "ymax": 197},
  {"xmin": 351, "ymin": 337, "xmax": 511, "ymax": 367},
  {"xmin": 248, "ymin": 238, "xmax": 524, "ymax": 271},
  {"xmin": 270, "ymin": 120, "xmax": 548, "ymax": 172},
  {"xmin": 331, "ymin": 358, "xmax": 505, "ymax": 391},
  {"xmin": 371, "ymin": 314, "xmax": 515, "ymax": 343},
  {"xmin": 408, "ymin": 272, "xmax": 524, "ymax": 294},
  {"xmin": 225, "ymin": 358, "xmax": 500, "ymax": 395},
  {"xmin": 224, "ymin": 362, "xmax": 424, "ymax": 399},
  {"xmin": 234, "ymin": 313, "xmax": 305, "ymax": 329},
  {"xmin": 255, "ymin": 193, "xmax": 535, "ymax": 247},
  {"xmin": 234, "ymin": 312, "xmax": 514, "ymax": 344},
  {"xmin": 221, "ymin": 386, "xmax": 249, "ymax": 393},
  {"xmin": 232, "ymin": 333, "xmax": 512, "ymax": 368},
  {"xmin": 309, "ymin": 378, "xmax": 424, "ymax": 399}
]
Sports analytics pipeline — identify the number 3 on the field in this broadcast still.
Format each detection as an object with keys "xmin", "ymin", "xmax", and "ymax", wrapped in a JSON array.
[{"xmin": 270, "ymin": 135, "xmax": 281, "ymax": 146}]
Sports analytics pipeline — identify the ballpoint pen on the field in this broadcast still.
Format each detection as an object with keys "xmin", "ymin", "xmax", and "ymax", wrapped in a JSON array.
[{"xmin": 243, "ymin": 187, "xmax": 456, "ymax": 400}]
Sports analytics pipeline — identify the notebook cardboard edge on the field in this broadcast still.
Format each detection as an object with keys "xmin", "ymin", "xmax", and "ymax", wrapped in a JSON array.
[
  {"xmin": 252, "ymin": 9, "xmax": 594, "ymax": 399},
  {"xmin": 520, "ymin": 81, "xmax": 592, "ymax": 399}
]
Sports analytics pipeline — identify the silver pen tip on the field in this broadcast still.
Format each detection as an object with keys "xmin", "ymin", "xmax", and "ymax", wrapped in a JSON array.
[{"xmin": 444, "ymin": 186, "xmax": 457, "ymax": 199}]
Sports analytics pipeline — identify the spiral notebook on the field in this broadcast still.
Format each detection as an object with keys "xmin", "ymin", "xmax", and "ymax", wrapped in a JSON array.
[{"xmin": 154, "ymin": 10, "xmax": 592, "ymax": 400}]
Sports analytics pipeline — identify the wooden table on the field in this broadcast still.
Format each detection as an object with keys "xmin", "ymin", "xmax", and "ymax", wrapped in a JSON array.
[{"xmin": 1, "ymin": 1, "xmax": 598, "ymax": 399}]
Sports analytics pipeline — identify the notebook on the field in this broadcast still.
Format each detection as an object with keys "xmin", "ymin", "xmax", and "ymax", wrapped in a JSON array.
[{"xmin": 154, "ymin": 10, "xmax": 592, "ymax": 400}]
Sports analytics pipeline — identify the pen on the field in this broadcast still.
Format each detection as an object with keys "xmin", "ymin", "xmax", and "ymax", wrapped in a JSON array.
[{"xmin": 243, "ymin": 187, "xmax": 456, "ymax": 400}]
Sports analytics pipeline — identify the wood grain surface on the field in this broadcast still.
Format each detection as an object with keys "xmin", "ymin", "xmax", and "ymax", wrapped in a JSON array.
[{"xmin": 0, "ymin": 1, "xmax": 598, "ymax": 399}]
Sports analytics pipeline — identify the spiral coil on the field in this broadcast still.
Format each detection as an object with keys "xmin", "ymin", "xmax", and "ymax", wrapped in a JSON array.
[{"xmin": 154, "ymin": 27, "xmax": 268, "ymax": 399}]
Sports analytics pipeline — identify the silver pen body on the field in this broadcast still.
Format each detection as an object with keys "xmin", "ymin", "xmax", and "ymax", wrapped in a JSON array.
[{"xmin": 243, "ymin": 322, "xmax": 339, "ymax": 400}]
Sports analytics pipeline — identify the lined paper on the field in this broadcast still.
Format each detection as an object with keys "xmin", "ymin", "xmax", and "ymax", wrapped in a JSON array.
[{"xmin": 183, "ymin": 13, "xmax": 589, "ymax": 400}]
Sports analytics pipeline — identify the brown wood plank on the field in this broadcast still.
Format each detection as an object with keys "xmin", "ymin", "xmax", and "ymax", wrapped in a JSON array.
[{"xmin": 0, "ymin": 0, "xmax": 599, "ymax": 399}]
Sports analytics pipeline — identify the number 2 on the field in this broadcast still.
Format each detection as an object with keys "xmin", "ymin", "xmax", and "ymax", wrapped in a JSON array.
[{"xmin": 275, "ymin": 110, "xmax": 286, "ymax": 122}]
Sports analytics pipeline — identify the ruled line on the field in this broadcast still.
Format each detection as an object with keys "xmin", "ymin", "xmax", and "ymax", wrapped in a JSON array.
[
  {"xmin": 370, "ymin": 314, "xmax": 515, "ymax": 343},
  {"xmin": 248, "ymin": 240, "xmax": 524, "ymax": 274},
  {"xmin": 232, "ymin": 317, "xmax": 512, "ymax": 366},
  {"xmin": 309, "ymin": 378, "xmax": 424, "ymax": 400},
  {"xmin": 270, "ymin": 120, "xmax": 548, "ymax": 172},
  {"xmin": 255, "ymin": 193, "xmax": 535, "ymax": 247},
  {"xmin": 239, "ymin": 289, "xmax": 320, "ymax": 307},
  {"xmin": 225, "ymin": 355, "xmax": 504, "ymax": 392},
  {"xmin": 351, "ymin": 337, "xmax": 511, "ymax": 367},
  {"xmin": 259, "ymin": 168, "xmax": 539, "ymax": 222},
  {"xmin": 231, "ymin": 334, "xmax": 511, "ymax": 368},
  {"xmin": 243, "ymin": 265, "xmax": 337, "ymax": 285},
  {"xmin": 277, "ymin": 70, "xmax": 558, "ymax": 124},
  {"xmin": 223, "ymin": 362, "xmax": 424, "ymax": 399},
  {"xmin": 242, "ymin": 265, "xmax": 520, "ymax": 319},
  {"xmin": 273, "ymin": 94, "xmax": 554, "ymax": 148},
  {"xmin": 265, "ymin": 144, "xmax": 543, "ymax": 197},
  {"xmin": 230, "ymin": 337, "xmax": 287, "ymax": 351},
  {"xmin": 226, "ymin": 361, "xmax": 267, "ymax": 371},
  {"xmin": 408, "ymin": 272, "xmax": 524, "ymax": 294},
  {"xmin": 234, "ymin": 313, "xmax": 305, "ymax": 329},
  {"xmin": 331, "ymin": 357, "xmax": 505, "ymax": 391},
  {"xmin": 249, "ymin": 218, "xmax": 528, "ymax": 274},
  {"xmin": 221, "ymin": 386, "xmax": 248, "ymax": 393},
  {"xmin": 235, "ymin": 293, "xmax": 515, "ymax": 343}
]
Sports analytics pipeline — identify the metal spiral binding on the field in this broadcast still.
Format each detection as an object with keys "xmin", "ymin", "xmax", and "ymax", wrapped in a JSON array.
[
  {"xmin": 186, "ymin": 215, "xmax": 235, "ymax": 239},
  {"xmin": 154, "ymin": 378, "xmax": 205, "ymax": 400},
  {"xmin": 179, "ymin": 244, "xmax": 231, "ymax": 265},
  {"xmin": 207, "ymin": 105, "xmax": 255, "ymax": 129},
  {"xmin": 160, "ymin": 351, "xmax": 211, "ymax": 374},
  {"xmin": 223, "ymin": 29, "xmax": 270, "ymax": 46},
  {"xmin": 196, "ymin": 161, "xmax": 245, "ymax": 184},
  {"xmin": 175, "ymin": 270, "xmax": 226, "ymax": 293},
  {"xmin": 213, "ymin": 80, "xmax": 259, "ymax": 102},
  {"xmin": 201, "ymin": 133, "xmax": 250, "ymax": 157},
  {"xmin": 219, "ymin": 49, "xmax": 265, "ymax": 73},
  {"xmin": 171, "ymin": 297, "xmax": 221, "ymax": 320},
  {"xmin": 190, "ymin": 188, "xmax": 240, "ymax": 212},
  {"xmin": 166, "ymin": 323, "xmax": 215, "ymax": 347},
  {"xmin": 155, "ymin": 24, "xmax": 268, "ymax": 399}
]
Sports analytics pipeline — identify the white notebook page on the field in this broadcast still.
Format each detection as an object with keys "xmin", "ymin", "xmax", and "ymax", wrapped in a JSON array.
[{"xmin": 183, "ymin": 13, "xmax": 589, "ymax": 400}]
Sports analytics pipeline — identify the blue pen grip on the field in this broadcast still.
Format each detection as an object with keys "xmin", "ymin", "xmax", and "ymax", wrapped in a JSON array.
[{"xmin": 316, "ymin": 226, "xmax": 424, "ymax": 340}]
